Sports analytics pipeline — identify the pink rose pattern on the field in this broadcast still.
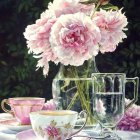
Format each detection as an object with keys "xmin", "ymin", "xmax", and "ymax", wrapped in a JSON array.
[
  {"xmin": 43, "ymin": 120, "xmax": 72, "ymax": 140},
  {"xmin": 45, "ymin": 126, "xmax": 60, "ymax": 137},
  {"xmin": 24, "ymin": 0, "xmax": 128, "ymax": 75}
]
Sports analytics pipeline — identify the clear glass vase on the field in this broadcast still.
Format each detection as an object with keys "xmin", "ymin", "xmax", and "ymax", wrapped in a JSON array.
[{"xmin": 52, "ymin": 57, "xmax": 99, "ymax": 126}]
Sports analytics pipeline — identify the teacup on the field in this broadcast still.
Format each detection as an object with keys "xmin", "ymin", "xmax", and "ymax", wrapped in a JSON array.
[
  {"xmin": 30, "ymin": 110, "xmax": 87, "ymax": 140},
  {"xmin": 1, "ymin": 97, "xmax": 45, "ymax": 125}
]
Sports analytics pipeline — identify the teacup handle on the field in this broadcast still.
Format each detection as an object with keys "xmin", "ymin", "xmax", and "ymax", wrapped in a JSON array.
[
  {"xmin": 125, "ymin": 77, "xmax": 139, "ymax": 111},
  {"xmin": 68, "ymin": 110, "xmax": 88, "ymax": 139},
  {"xmin": 1, "ymin": 99, "xmax": 14, "ymax": 115}
]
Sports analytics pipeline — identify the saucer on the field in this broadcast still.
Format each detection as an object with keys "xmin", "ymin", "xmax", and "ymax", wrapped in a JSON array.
[
  {"xmin": 0, "ymin": 118, "xmax": 31, "ymax": 132},
  {"xmin": 16, "ymin": 129, "xmax": 91, "ymax": 140},
  {"xmin": 16, "ymin": 129, "xmax": 140, "ymax": 140}
]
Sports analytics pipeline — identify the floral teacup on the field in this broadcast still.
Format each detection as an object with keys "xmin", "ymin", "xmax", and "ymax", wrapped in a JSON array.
[{"xmin": 30, "ymin": 110, "xmax": 87, "ymax": 140}]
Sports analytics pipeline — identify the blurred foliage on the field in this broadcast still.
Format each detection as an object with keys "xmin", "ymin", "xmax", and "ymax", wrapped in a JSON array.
[
  {"xmin": 0, "ymin": 0, "xmax": 139, "ymax": 113},
  {"xmin": 0, "ymin": 0, "xmax": 57, "ymax": 112}
]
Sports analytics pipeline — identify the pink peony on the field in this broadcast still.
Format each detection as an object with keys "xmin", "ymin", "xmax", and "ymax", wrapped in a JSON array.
[
  {"xmin": 36, "ymin": 48, "xmax": 59, "ymax": 76},
  {"xmin": 50, "ymin": 12, "xmax": 101, "ymax": 66},
  {"xmin": 48, "ymin": 0, "xmax": 94, "ymax": 18},
  {"xmin": 24, "ymin": 10, "xmax": 56, "ymax": 54},
  {"xmin": 118, "ymin": 99, "xmax": 140, "ymax": 131},
  {"xmin": 93, "ymin": 9, "xmax": 127, "ymax": 53},
  {"xmin": 23, "ymin": 1, "xmax": 128, "ymax": 76},
  {"xmin": 42, "ymin": 99, "xmax": 57, "ymax": 111},
  {"xmin": 24, "ymin": 10, "xmax": 59, "ymax": 75}
]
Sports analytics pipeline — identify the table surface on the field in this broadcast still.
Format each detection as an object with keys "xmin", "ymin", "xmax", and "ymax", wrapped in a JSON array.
[{"xmin": 0, "ymin": 113, "xmax": 140, "ymax": 140}]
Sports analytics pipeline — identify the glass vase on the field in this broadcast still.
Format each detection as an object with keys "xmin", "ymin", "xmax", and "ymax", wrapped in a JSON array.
[{"xmin": 52, "ymin": 57, "xmax": 99, "ymax": 126}]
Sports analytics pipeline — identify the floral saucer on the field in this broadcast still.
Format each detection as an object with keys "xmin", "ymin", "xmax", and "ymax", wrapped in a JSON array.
[{"xmin": 0, "ymin": 118, "xmax": 31, "ymax": 132}]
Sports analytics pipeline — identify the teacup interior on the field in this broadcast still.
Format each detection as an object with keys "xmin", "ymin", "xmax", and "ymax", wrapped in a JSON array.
[{"xmin": 32, "ymin": 110, "xmax": 77, "ymax": 116}]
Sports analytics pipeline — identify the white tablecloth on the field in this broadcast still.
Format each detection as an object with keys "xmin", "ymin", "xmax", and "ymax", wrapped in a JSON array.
[
  {"xmin": 0, "ymin": 113, "xmax": 16, "ymax": 140},
  {"xmin": 0, "ymin": 113, "xmax": 140, "ymax": 140}
]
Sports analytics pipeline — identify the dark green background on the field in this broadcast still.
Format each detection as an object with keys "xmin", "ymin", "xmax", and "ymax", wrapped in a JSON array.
[{"xmin": 0, "ymin": 0, "xmax": 140, "ymax": 112}]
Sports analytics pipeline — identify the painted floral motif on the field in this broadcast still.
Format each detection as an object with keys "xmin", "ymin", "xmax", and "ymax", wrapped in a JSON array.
[
  {"xmin": 35, "ymin": 126, "xmax": 45, "ymax": 138},
  {"xmin": 44, "ymin": 120, "xmax": 61, "ymax": 140},
  {"xmin": 35, "ymin": 120, "xmax": 73, "ymax": 140},
  {"xmin": 45, "ymin": 127, "xmax": 60, "ymax": 140},
  {"xmin": 64, "ymin": 122, "xmax": 72, "ymax": 129}
]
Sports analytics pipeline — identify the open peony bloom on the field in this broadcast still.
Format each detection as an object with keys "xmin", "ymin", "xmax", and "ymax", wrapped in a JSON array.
[
  {"xmin": 24, "ymin": 10, "xmax": 58, "ymax": 75},
  {"xmin": 118, "ymin": 99, "xmax": 140, "ymax": 131},
  {"xmin": 93, "ymin": 9, "xmax": 127, "ymax": 53},
  {"xmin": 24, "ymin": 10, "xmax": 56, "ymax": 55},
  {"xmin": 24, "ymin": 0, "xmax": 128, "ymax": 76},
  {"xmin": 48, "ymin": 0, "xmax": 94, "ymax": 17},
  {"xmin": 50, "ymin": 12, "xmax": 101, "ymax": 66}
]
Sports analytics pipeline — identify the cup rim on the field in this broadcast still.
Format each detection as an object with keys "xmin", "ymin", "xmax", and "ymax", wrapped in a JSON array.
[
  {"xmin": 30, "ymin": 110, "xmax": 78, "ymax": 116},
  {"xmin": 8, "ymin": 97, "xmax": 45, "ymax": 100}
]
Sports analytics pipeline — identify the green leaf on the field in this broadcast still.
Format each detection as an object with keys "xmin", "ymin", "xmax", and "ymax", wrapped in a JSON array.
[
  {"xmin": 129, "ymin": 43, "xmax": 135, "ymax": 51},
  {"xmin": 0, "ymin": 61, "xmax": 7, "ymax": 66},
  {"xmin": 79, "ymin": 0, "xmax": 98, "ymax": 5},
  {"xmin": 101, "ymin": 3, "xmax": 118, "ymax": 10},
  {"xmin": 122, "ymin": 61, "xmax": 127, "ymax": 67},
  {"xmin": 136, "ymin": 61, "xmax": 140, "ymax": 68},
  {"xmin": 129, "ymin": 62, "xmax": 135, "ymax": 67},
  {"xmin": 18, "ymin": 3, "xmax": 24, "ymax": 13},
  {"xmin": 135, "ymin": 49, "xmax": 140, "ymax": 55}
]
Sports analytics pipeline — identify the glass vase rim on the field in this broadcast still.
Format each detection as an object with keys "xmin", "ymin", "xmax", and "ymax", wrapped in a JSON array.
[
  {"xmin": 55, "ymin": 77, "xmax": 92, "ymax": 80},
  {"xmin": 91, "ymin": 73, "xmax": 126, "ymax": 76}
]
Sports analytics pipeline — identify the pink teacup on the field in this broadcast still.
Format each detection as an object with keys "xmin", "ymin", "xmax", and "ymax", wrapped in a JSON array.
[{"xmin": 1, "ymin": 97, "xmax": 45, "ymax": 125}]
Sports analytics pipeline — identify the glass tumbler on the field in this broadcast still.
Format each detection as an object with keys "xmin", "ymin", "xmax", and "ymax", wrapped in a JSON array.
[{"xmin": 92, "ymin": 73, "xmax": 139, "ymax": 139}]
